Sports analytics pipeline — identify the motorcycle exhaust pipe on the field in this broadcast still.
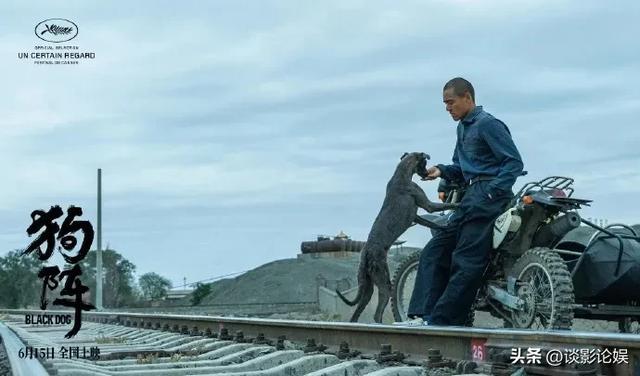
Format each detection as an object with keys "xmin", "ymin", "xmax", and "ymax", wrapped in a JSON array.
[{"xmin": 532, "ymin": 212, "xmax": 581, "ymax": 248}]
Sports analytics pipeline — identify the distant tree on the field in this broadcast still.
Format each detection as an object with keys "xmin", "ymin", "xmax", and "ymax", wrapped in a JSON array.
[
  {"xmin": 77, "ymin": 248, "xmax": 138, "ymax": 308},
  {"xmin": 139, "ymin": 272, "xmax": 172, "ymax": 300},
  {"xmin": 0, "ymin": 250, "xmax": 42, "ymax": 308},
  {"xmin": 190, "ymin": 282, "xmax": 211, "ymax": 306}
]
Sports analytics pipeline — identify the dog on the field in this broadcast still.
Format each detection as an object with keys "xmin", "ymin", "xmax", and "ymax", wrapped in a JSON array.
[{"xmin": 336, "ymin": 152, "xmax": 458, "ymax": 323}]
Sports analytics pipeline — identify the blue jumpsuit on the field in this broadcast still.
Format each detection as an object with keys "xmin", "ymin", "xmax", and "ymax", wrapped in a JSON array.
[{"xmin": 408, "ymin": 105, "xmax": 524, "ymax": 325}]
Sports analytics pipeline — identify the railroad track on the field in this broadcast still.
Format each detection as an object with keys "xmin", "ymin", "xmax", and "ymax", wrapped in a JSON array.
[{"xmin": 1, "ymin": 309, "xmax": 639, "ymax": 375}]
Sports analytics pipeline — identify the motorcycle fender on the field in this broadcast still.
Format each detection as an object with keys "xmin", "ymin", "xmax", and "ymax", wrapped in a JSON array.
[{"xmin": 493, "ymin": 209, "xmax": 521, "ymax": 248}]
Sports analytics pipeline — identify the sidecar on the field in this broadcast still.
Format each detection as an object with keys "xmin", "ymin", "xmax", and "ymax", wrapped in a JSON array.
[{"xmin": 555, "ymin": 222, "xmax": 640, "ymax": 330}]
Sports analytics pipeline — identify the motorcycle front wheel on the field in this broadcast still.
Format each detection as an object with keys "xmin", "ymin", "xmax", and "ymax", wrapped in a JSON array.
[
  {"xmin": 390, "ymin": 251, "xmax": 474, "ymax": 326},
  {"xmin": 391, "ymin": 251, "xmax": 420, "ymax": 322}
]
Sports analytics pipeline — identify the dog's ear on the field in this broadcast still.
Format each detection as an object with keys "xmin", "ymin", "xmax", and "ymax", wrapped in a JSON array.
[{"xmin": 400, "ymin": 152, "xmax": 409, "ymax": 160}]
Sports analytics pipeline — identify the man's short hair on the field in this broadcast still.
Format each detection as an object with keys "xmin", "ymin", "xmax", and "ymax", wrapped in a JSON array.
[{"xmin": 443, "ymin": 77, "xmax": 475, "ymax": 102}]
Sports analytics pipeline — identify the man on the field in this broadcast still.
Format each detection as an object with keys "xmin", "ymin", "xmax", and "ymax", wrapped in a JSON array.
[{"xmin": 404, "ymin": 77, "xmax": 524, "ymax": 326}]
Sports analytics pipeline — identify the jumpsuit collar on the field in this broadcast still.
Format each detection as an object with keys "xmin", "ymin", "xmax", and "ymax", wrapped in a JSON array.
[{"xmin": 461, "ymin": 105, "xmax": 483, "ymax": 125}]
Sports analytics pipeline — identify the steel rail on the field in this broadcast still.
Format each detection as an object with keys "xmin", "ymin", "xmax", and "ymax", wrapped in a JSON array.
[{"xmin": 0, "ymin": 321, "xmax": 49, "ymax": 376}]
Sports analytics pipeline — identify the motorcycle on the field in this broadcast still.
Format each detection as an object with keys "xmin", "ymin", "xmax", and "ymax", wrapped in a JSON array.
[{"xmin": 391, "ymin": 175, "xmax": 640, "ymax": 331}]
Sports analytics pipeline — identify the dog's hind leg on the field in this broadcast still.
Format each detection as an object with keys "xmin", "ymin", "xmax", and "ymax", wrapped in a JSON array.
[
  {"xmin": 372, "ymin": 268, "xmax": 392, "ymax": 323},
  {"xmin": 350, "ymin": 278, "xmax": 374, "ymax": 322}
]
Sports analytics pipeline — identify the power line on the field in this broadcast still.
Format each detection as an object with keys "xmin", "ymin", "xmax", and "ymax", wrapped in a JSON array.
[{"xmin": 176, "ymin": 270, "xmax": 250, "ymax": 289}]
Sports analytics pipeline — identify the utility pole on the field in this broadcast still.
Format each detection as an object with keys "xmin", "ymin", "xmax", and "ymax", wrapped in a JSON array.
[{"xmin": 96, "ymin": 168, "xmax": 103, "ymax": 310}]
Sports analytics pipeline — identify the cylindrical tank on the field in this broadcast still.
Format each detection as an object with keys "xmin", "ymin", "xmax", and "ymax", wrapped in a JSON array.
[{"xmin": 300, "ymin": 239, "xmax": 366, "ymax": 254}]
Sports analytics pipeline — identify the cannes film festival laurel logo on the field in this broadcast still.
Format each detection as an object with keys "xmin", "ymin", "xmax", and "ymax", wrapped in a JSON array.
[{"xmin": 35, "ymin": 19, "xmax": 79, "ymax": 43}]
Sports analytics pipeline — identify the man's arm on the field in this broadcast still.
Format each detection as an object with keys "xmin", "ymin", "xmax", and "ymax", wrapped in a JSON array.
[
  {"xmin": 481, "ymin": 118, "xmax": 524, "ymax": 197},
  {"xmin": 435, "ymin": 141, "xmax": 464, "ymax": 183}
]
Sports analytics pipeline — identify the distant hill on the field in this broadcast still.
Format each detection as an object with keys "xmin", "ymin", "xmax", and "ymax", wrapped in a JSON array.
[{"xmin": 187, "ymin": 247, "xmax": 421, "ymax": 306}]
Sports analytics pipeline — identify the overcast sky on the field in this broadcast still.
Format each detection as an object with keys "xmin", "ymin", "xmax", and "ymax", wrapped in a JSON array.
[{"xmin": 1, "ymin": 1, "xmax": 639, "ymax": 289}]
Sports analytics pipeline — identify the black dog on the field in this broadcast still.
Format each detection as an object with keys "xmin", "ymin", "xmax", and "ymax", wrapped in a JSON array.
[{"xmin": 336, "ymin": 152, "xmax": 457, "ymax": 323}]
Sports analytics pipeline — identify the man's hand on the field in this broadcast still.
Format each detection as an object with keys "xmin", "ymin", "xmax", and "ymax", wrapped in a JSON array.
[{"xmin": 421, "ymin": 166, "xmax": 442, "ymax": 181}]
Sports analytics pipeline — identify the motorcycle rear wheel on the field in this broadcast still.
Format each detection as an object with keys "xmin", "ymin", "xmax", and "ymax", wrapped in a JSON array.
[{"xmin": 508, "ymin": 247, "xmax": 574, "ymax": 330}]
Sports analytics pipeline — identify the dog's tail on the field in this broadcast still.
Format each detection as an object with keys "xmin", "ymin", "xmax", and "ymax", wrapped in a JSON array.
[
  {"xmin": 335, "ymin": 268, "xmax": 370, "ymax": 307},
  {"xmin": 336, "ymin": 248, "xmax": 372, "ymax": 308},
  {"xmin": 335, "ymin": 288, "xmax": 358, "ymax": 306}
]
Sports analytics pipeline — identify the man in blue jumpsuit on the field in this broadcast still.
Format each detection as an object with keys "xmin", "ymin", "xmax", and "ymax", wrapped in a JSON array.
[{"xmin": 405, "ymin": 77, "xmax": 524, "ymax": 326}]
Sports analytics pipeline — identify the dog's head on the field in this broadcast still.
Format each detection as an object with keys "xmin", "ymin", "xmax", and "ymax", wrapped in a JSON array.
[{"xmin": 400, "ymin": 152, "xmax": 430, "ymax": 178}]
